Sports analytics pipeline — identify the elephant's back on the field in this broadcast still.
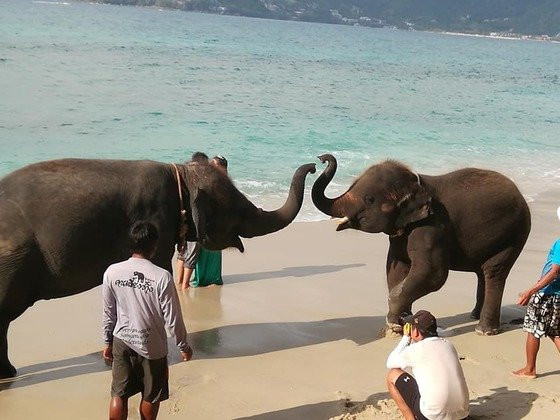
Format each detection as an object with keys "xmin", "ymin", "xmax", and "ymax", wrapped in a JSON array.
[
  {"xmin": 428, "ymin": 168, "xmax": 531, "ymax": 263},
  {"xmin": 0, "ymin": 158, "xmax": 174, "ymax": 233},
  {"xmin": 0, "ymin": 158, "xmax": 167, "ymax": 198}
]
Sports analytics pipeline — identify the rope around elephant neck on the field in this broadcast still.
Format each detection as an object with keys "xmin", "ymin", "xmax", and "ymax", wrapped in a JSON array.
[{"xmin": 171, "ymin": 163, "xmax": 188, "ymax": 248}]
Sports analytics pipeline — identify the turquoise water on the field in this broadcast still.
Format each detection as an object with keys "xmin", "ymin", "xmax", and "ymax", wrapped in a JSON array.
[{"xmin": 1, "ymin": 1, "xmax": 559, "ymax": 220}]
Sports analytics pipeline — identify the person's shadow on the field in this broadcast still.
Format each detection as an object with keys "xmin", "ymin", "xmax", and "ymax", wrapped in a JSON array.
[
  {"xmin": 236, "ymin": 387, "xmax": 540, "ymax": 419},
  {"xmin": 235, "ymin": 391, "xmax": 392, "ymax": 419},
  {"xmin": 468, "ymin": 386, "xmax": 539, "ymax": 419}
]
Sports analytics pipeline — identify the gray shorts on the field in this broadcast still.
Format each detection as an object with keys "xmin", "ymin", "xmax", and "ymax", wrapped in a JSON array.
[
  {"xmin": 111, "ymin": 337, "xmax": 169, "ymax": 403},
  {"xmin": 177, "ymin": 241, "xmax": 200, "ymax": 269}
]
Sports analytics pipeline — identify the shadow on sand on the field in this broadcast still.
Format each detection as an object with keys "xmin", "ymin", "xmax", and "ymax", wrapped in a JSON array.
[
  {"xmin": 0, "ymin": 351, "xmax": 110, "ymax": 392},
  {"xmin": 177, "ymin": 315, "xmax": 386, "ymax": 362},
  {"xmin": 0, "ymin": 304, "xmax": 529, "ymax": 391},
  {"xmin": 235, "ymin": 391, "xmax": 392, "ymax": 420},
  {"xmin": 468, "ymin": 386, "xmax": 539, "ymax": 419},
  {"xmin": 224, "ymin": 263, "xmax": 366, "ymax": 284},
  {"xmin": 236, "ymin": 386, "xmax": 540, "ymax": 420}
]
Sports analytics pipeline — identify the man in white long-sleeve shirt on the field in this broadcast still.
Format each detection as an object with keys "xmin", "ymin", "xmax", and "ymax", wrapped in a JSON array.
[
  {"xmin": 102, "ymin": 221, "xmax": 193, "ymax": 420},
  {"xmin": 386, "ymin": 310, "xmax": 469, "ymax": 420}
]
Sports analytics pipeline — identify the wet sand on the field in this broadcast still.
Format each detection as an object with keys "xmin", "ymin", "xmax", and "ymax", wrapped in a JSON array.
[{"xmin": 1, "ymin": 191, "xmax": 560, "ymax": 419}]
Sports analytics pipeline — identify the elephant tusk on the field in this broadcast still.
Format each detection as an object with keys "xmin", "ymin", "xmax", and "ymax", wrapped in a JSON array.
[{"xmin": 337, "ymin": 216, "xmax": 349, "ymax": 225}]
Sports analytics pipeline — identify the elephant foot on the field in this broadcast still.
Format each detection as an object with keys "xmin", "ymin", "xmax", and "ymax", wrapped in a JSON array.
[
  {"xmin": 0, "ymin": 362, "xmax": 16, "ymax": 379},
  {"xmin": 475, "ymin": 323, "xmax": 500, "ymax": 336},
  {"xmin": 470, "ymin": 308, "xmax": 481, "ymax": 320},
  {"xmin": 380, "ymin": 322, "xmax": 403, "ymax": 338}
]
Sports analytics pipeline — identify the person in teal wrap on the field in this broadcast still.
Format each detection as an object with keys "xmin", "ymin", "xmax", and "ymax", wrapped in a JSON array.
[{"xmin": 190, "ymin": 155, "xmax": 228, "ymax": 288}]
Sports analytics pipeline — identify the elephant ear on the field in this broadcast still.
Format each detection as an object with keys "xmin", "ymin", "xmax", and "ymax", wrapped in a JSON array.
[
  {"xmin": 394, "ymin": 190, "xmax": 432, "ymax": 230},
  {"xmin": 189, "ymin": 187, "xmax": 208, "ymax": 242}
]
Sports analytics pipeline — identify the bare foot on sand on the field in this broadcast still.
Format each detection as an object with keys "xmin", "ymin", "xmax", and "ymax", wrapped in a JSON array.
[{"xmin": 512, "ymin": 368, "xmax": 537, "ymax": 379}]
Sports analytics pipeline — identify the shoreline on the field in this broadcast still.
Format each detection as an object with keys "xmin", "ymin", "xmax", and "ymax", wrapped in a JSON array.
[
  {"xmin": 73, "ymin": 0, "xmax": 560, "ymax": 44},
  {"xmin": 76, "ymin": 2, "xmax": 560, "ymax": 44}
]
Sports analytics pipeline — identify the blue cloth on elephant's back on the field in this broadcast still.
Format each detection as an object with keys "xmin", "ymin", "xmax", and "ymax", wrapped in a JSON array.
[{"xmin": 540, "ymin": 239, "xmax": 560, "ymax": 295}]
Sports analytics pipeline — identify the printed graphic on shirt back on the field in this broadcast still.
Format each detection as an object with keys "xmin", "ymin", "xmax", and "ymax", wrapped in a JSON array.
[{"xmin": 114, "ymin": 271, "xmax": 155, "ymax": 293}]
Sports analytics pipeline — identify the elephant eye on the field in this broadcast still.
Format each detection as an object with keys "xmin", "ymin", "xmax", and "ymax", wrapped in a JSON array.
[{"xmin": 364, "ymin": 195, "xmax": 375, "ymax": 205}]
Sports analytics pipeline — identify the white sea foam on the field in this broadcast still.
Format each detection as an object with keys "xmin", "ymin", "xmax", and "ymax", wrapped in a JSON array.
[{"xmin": 32, "ymin": 1, "xmax": 70, "ymax": 4}]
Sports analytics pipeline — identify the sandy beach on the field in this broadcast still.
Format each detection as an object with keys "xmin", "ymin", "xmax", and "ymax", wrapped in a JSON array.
[{"xmin": 1, "ymin": 190, "xmax": 560, "ymax": 419}]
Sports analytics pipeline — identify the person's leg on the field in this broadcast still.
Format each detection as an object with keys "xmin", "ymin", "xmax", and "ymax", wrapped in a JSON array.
[
  {"xmin": 139, "ymin": 400, "xmax": 160, "ymax": 420},
  {"xmin": 176, "ymin": 258, "xmax": 185, "ymax": 287},
  {"xmin": 386, "ymin": 369, "xmax": 415, "ymax": 420},
  {"xmin": 109, "ymin": 396, "xmax": 128, "ymax": 420},
  {"xmin": 181, "ymin": 267, "xmax": 194, "ymax": 290},
  {"xmin": 513, "ymin": 333, "xmax": 540, "ymax": 378},
  {"xmin": 140, "ymin": 355, "xmax": 168, "ymax": 420}
]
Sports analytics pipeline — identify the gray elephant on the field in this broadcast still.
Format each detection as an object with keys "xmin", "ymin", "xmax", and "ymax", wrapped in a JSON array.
[
  {"xmin": 0, "ymin": 158, "xmax": 316, "ymax": 377},
  {"xmin": 312, "ymin": 154, "xmax": 530, "ymax": 336}
]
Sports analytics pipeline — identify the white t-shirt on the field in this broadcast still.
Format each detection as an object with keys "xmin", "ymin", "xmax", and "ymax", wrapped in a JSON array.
[{"xmin": 387, "ymin": 336, "xmax": 469, "ymax": 420}]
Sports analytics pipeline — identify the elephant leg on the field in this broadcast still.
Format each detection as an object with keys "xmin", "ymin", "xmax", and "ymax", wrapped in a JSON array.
[
  {"xmin": 0, "ymin": 221, "xmax": 43, "ymax": 378},
  {"xmin": 388, "ymin": 267, "xmax": 449, "ymax": 328},
  {"xmin": 475, "ymin": 248, "xmax": 517, "ymax": 336},
  {"xmin": 385, "ymin": 258, "xmax": 411, "ymax": 328},
  {"xmin": 470, "ymin": 271, "xmax": 485, "ymax": 320},
  {"xmin": 387, "ymin": 227, "xmax": 449, "ymax": 331},
  {"xmin": 0, "ymin": 319, "xmax": 16, "ymax": 378}
]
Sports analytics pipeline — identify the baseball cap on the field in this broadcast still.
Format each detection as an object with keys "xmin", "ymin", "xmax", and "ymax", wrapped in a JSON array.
[{"xmin": 403, "ymin": 310, "xmax": 438, "ymax": 337}]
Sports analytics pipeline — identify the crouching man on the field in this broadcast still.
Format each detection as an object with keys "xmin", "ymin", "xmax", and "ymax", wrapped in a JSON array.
[{"xmin": 386, "ymin": 310, "xmax": 469, "ymax": 420}]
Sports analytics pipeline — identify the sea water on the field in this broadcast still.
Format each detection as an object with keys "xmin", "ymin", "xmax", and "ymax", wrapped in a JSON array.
[{"xmin": 1, "ymin": 1, "xmax": 559, "ymax": 220}]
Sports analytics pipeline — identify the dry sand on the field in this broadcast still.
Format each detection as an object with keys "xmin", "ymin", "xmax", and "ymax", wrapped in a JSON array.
[{"xmin": 1, "ymin": 191, "xmax": 560, "ymax": 419}]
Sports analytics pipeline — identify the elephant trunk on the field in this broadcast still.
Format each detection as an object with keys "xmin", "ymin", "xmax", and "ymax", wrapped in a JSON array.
[
  {"xmin": 239, "ymin": 163, "xmax": 316, "ymax": 238},
  {"xmin": 311, "ymin": 154, "xmax": 346, "ymax": 218}
]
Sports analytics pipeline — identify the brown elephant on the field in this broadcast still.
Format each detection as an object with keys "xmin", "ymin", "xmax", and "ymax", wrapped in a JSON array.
[
  {"xmin": 0, "ymin": 157, "xmax": 316, "ymax": 377},
  {"xmin": 312, "ymin": 154, "xmax": 530, "ymax": 336}
]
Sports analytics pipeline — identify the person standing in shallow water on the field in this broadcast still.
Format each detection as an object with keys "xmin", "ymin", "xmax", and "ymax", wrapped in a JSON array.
[
  {"xmin": 190, "ymin": 155, "xmax": 228, "ymax": 288},
  {"xmin": 102, "ymin": 221, "xmax": 193, "ymax": 420},
  {"xmin": 513, "ymin": 206, "xmax": 560, "ymax": 379},
  {"xmin": 176, "ymin": 152, "xmax": 208, "ymax": 290}
]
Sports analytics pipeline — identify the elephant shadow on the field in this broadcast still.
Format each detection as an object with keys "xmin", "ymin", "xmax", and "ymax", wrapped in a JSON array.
[
  {"xmin": 1, "ymin": 315, "xmax": 385, "ymax": 390},
  {"xmin": 224, "ymin": 263, "xmax": 366, "ymax": 285},
  {"xmin": 1, "ymin": 307, "xmax": 523, "ymax": 390},
  {"xmin": 0, "ymin": 351, "xmax": 110, "ymax": 392},
  {"xmin": 168, "ymin": 315, "xmax": 385, "ymax": 363}
]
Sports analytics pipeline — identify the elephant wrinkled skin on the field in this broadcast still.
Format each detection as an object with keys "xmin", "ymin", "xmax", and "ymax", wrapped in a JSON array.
[
  {"xmin": 312, "ymin": 154, "xmax": 530, "ymax": 336},
  {"xmin": 0, "ymin": 158, "xmax": 316, "ymax": 377}
]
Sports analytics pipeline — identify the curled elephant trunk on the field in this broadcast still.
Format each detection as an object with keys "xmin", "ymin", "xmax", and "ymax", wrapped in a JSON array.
[
  {"xmin": 239, "ymin": 163, "xmax": 316, "ymax": 238},
  {"xmin": 311, "ymin": 154, "xmax": 346, "ymax": 218}
]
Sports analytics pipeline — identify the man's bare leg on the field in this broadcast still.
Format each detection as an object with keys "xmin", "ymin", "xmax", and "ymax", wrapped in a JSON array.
[
  {"xmin": 386, "ymin": 368, "xmax": 415, "ymax": 420},
  {"xmin": 512, "ymin": 333, "xmax": 539, "ymax": 378},
  {"xmin": 109, "ymin": 396, "xmax": 128, "ymax": 420},
  {"xmin": 139, "ymin": 400, "xmax": 160, "ymax": 420}
]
